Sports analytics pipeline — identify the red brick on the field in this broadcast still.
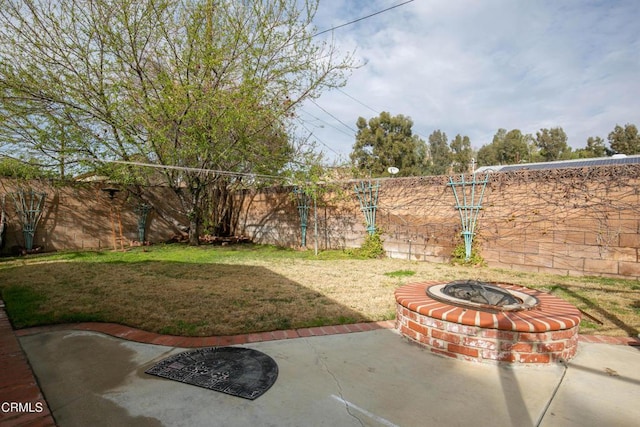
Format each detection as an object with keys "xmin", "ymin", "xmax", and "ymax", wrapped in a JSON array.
[
  {"xmin": 481, "ymin": 329, "xmax": 516, "ymax": 340},
  {"xmin": 419, "ymin": 315, "xmax": 444, "ymax": 329},
  {"xmin": 401, "ymin": 325, "xmax": 418, "ymax": 341},
  {"xmin": 431, "ymin": 329, "xmax": 461, "ymax": 344},
  {"xmin": 375, "ymin": 320, "xmax": 395, "ymax": 329},
  {"xmin": 561, "ymin": 346, "xmax": 578, "ymax": 360},
  {"xmin": 463, "ymin": 337, "xmax": 497, "ymax": 350},
  {"xmin": 520, "ymin": 332, "xmax": 551, "ymax": 342},
  {"xmin": 448, "ymin": 343, "xmax": 479, "ymax": 358},
  {"xmin": 297, "ymin": 328, "xmax": 312, "ymax": 338},
  {"xmin": 537, "ymin": 341, "xmax": 565, "ymax": 353},
  {"xmin": 482, "ymin": 349, "xmax": 517, "ymax": 362},
  {"xmin": 519, "ymin": 353, "xmax": 551, "ymax": 364},
  {"xmin": 355, "ymin": 322, "xmax": 375, "ymax": 331},
  {"xmin": 407, "ymin": 320, "xmax": 428, "ymax": 336},
  {"xmin": 270, "ymin": 330, "xmax": 288, "ymax": 340},
  {"xmin": 501, "ymin": 342, "xmax": 533, "ymax": 353},
  {"xmin": 307, "ymin": 327, "xmax": 326, "ymax": 336},
  {"xmin": 260, "ymin": 331, "xmax": 275, "ymax": 341},
  {"xmin": 150, "ymin": 335, "xmax": 184, "ymax": 346},
  {"xmin": 344, "ymin": 324, "xmax": 361, "ymax": 333},
  {"xmin": 403, "ymin": 308, "xmax": 418, "ymax": 321},
  {"xmin": 0, "ymin": 410, "xmax": 56, "ymax": 427},
  {"xmin": 550, "ymin": 329, "xmax": 578, "ymax": 340},
  {"xmin": 430, "ymin": 348, "xmax": 458, "ymax": 359},
  {"xmin": 426, "ymin": 337, "xmax": 447, "ymax": 349},
  {"xmin": 222, "ymin": 335, "xmax": 247, "ymax": 345},
  {"xmin": 320, "ymin": 325, "xmax": 340, "ymax": 335},
  {"xmin": 445, "ymin": 322, "xmax": 479, "ymax": 336},
  {"xmin": 284, "ymin": 329, "xmax": 300, "ymax": 339}
]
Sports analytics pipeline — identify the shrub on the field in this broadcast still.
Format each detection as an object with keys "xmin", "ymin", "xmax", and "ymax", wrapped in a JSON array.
[
  {"xmin": 450, "ymin": 239, "xmax": 485, "ymax": 266},
  {"xmin": 346, "ymin": 228, "xmax": 386, "ymax": 259}
]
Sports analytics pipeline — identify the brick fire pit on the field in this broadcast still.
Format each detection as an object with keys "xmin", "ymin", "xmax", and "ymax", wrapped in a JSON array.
[{"xmin": 395, "ymin": 281, "xmax": 582, "ymax": 365}]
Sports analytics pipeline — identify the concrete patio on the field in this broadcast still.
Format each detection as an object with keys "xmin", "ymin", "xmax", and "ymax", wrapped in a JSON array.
[{"xmin": 10, "ymin": 322, "xmax": 640, "ymax": 427}]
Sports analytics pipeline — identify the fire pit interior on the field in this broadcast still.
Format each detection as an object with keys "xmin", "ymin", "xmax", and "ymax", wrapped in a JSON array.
[
  {"xmin": 427, "ymin": 279, "xmax": 539, "ymax": 312},
  {"xmin": 396, "ymin": 280, "xmax": 582, "ymax": 365}
]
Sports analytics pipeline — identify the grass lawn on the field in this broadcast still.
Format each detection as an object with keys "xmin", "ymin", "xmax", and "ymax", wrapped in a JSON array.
[{"xmin": 0, "ymin": 243, "xmax": 638, "ymax": 337}]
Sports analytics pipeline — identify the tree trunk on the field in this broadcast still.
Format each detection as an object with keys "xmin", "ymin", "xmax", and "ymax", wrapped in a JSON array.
[
  {"xmin": 188, "ymin": 215, "xmax": 199, "ymax": 245},
  {"xmin": 174, "ymin": 185, "xmax": 202, "ymax": 246}
]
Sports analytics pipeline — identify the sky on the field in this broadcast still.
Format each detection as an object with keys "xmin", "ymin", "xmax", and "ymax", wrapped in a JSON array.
[{"xmin": 298, "ymin": 0, "xmax": 640, "ymax": 164}]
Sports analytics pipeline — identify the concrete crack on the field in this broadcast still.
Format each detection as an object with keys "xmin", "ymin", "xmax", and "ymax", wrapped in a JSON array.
[{"xmin": 303, "ymin": 338, "xmax": 365, "ymax": 427}]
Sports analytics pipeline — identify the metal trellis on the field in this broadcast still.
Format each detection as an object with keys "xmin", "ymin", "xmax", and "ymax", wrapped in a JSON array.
[
  {"xmin": 354, "ymin": 180, "xmax": 380, "ymax": 235},
  {"xmin": 447, "ymin": 172, "xmax": 490, "ymax": 261},
  {"xmin": 293, "ymin": 187, "xmax": 310, "ymax": 246},
  {"xmin": 135, "ymin": 203, "xmax": 153, "ymax": 243},
  {"xmin": 10, "ymin": 189, "xmax": 47, "ymax": 250},
  {"xmin": 0, "ymin": 195, "xmax": 6, "ymax": 251}
]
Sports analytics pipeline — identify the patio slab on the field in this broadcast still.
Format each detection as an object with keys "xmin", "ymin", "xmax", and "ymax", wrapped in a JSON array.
[{"xmin": 17, "ymin": 328, "xmax": 640, "ymax": 427}]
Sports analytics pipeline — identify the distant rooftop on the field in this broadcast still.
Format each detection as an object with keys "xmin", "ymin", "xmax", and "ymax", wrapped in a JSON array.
[{"xmin": 474, "ymin": 154, "xmax": 640, "ymax": 174}]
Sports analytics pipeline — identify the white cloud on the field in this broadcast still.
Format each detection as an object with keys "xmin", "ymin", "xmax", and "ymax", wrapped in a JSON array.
[{"xmin": 299, "ymin": 0, "xmax": 640, "ymax": 163}]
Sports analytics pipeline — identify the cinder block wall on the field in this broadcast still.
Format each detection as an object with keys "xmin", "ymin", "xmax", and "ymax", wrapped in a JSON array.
[
  {"xmin": 0, "ymin": 179, "xmax": 187, "ymax": 253},
  {"xmin": 2, "ymin": 164, "xmax": 639, "ymax": 279},
  {"xmin": 239, "ymin": 165, "xmax": 640, "ymax": 279}
]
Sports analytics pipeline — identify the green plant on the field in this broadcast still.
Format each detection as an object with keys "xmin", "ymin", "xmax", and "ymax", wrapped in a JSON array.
[
  {"xmin": 346, "ymin": 229, "xmax": 385, "ymax": 259},
  {"xmin": 384, "ymin": 270, "xmax": 416, "ymax": 278},
  {"xmin": 450, "ymin": 239, "xmax": 485, "ymax": 266}
]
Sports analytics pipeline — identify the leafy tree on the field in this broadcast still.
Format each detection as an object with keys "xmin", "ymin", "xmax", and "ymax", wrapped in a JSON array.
[
  {"xmin": 350, "ymin": 112, "xmax": 427, "ymax": 177},
  {"xmin": 575, "ymin": 136, "xmax": 608, "ymax": 158},
  {"xmin": 477, "ymin": 141, "xmax": 499, "ymax": 166},
  {"xmin": 426, "ymin": 130, "xmax": 451, "ymax": 175},
  {"xmin": 535, "ymin": 127, "xmax": 571, "ymax": 161},
  {"xmin": 0, "ymin": 0, "xmax": 355, "ymax": 244},
  {"xmin": 450, "ymin": 134, "xmax": 473, "ymax": 173},
  {"xmin": 477, "ymin": 128, "xmax": 533, "ymax": 166},
  {"xmin": 608, "ymin": 124, "xmax": 640, "ymax": 154},
  {"xmin": 0, "ymin": 156, "xmax": 53, "ymax": 179}
]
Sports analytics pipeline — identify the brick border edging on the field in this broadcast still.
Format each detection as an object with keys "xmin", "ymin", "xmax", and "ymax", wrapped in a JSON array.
[
  {"xmin": 0, "ymin": 302, "xmax": 56, "ymax": 427},
  {"xmin": 13, "ymin": 320, "xmax": 398, "ymax": 347},
  {"xmin": 13, "ymin": 320, "xmax": 639, "ymax": 347},
  {"xmin": 578, "ymin": 334, "xmax": 640, "ymax": 346}
]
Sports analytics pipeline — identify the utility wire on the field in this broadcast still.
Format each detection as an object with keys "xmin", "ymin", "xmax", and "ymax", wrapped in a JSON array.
[
  {"xmin": 299, "ymin": 109, "xmax": 354, "ymax": 138},
  {"xmin": 310, "ymin": 99, "xmax": 357, "ymax": 133},
  {"xmin": 314, "ymin": 0, "xmax": 415, "ymax": 37},
  {"xmin": 337, "ymin": 88, "xmax": 380, "ymax": 115},
  {"xmin": 296, "ymin": 118, "xmax": 342, "ymax": 157},
  {"xmin": 92, "ymin": 159, "xmax": 286, "ymax": 181},
  {"xmin": 333, "ymin": 88, "xmax": 431, "ymax": 142}
]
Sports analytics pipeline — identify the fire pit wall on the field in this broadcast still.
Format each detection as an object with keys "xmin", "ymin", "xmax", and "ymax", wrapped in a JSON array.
[{"xmin": 395, "ymin": 282, "xmax": 582, "ymax": 365}]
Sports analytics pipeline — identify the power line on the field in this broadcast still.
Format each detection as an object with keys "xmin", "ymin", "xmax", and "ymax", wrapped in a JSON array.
[
  {"xmin": 314, "ymin": 0, "xmax": 416, "ymax": 37},
  {"xmin": 310, "ymin": 99, "xmax": 357, "ymax": 133},
  {"xmin": 337, "ymin": 88, "xmax": 380, "ymax": 115},
  {"xmin": 93, "ymin": 159, "xmax": 287, "ymax": 181},
  {"xmin": 299, "ymin": 109, "xmax": 354, "ymax": 138},
  {"xmin": 296, "ymin": 118, "xmax": 343, "ymax": 157},
  {"xmin": 334, "ymin": 89, "xmax": 432, "ymax": 142}
]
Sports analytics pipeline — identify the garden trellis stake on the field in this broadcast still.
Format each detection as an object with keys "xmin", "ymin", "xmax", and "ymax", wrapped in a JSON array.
[
  {"xmin": 354, "ymin": 180, "xmax": 380, "ymax": 235},
  {"xmin": 135, "ymin": 203, "xmax": 153, "ymax": 243},
  {"xmin": 0, "ymin": 195, "xmax": 6, "ymax": 250},
  {"xmin": 293, "ymin": 187, "xmax": 310, "ymax": 247},
  {"xmin": 447, "ymin": 172, "xmax": 490, "ymax": 261},
  {"xmin": 10, "ymin": 189, "xmax": 46, "ymax": 250}
]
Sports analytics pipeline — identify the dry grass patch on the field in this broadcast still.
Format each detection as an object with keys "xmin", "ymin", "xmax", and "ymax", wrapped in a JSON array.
[{"xmin": 0, "ymin": 244, "xmax": 638, "ymax": 337}]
